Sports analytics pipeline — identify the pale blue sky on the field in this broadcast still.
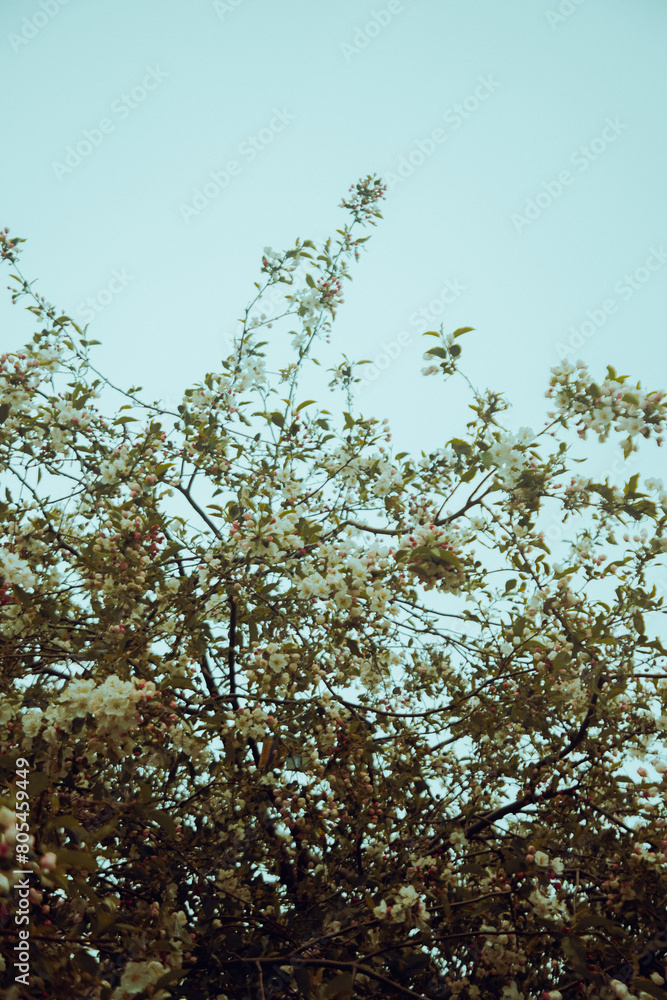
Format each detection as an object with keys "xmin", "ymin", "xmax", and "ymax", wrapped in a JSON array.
[{"xmin": 2, "ymin": 0, "xmax": 667, "ymax": 468}]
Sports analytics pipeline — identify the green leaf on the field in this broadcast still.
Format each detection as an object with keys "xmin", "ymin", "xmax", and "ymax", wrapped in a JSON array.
[
  {"xmin": 403, "ymin": 951, "xmax": 431, "ymax": 972},
  {"xmin": 153, "ymin": 968, "xmax": 189, "ymax": 991},
  {"xmin": 431, "ymin": 548, "xmax": 462, "ymax": 569},
  {"xmin": 75, "ymin": 951, "xmax": 99, "ymax": 975},
  {"xmin": 88, "ymin": 818, "xmax": 120, "ymax": 844},
  {"xmin": 296, "ymin": 400, "xmax": 317, "ymax": 412},
  {"xmin": 632, "ymin": 612, "xmax": 646, "ymax": 636},
  {"xmin": 634, "ymin": 981, "xmax": 667, "ymax": 1000},
  {"xmin": 0, "ymin": 403, "xmax": 10, "ymax": 424},
  {"xmin": 114, "ymin": 415, "xmax": 138, "ymax": 425},
  {"xmin": 270, "ymin": 412, "xmax": 284, "ymax": 428},
  {"xmin": 143, "ymin": 808, "xmax": 177, "ymax": 836},
  {"xmin": 55, "ymin": 849, "xmax": 98, "ymax": 871},
  {"xmin": 425, "ymin": 347, "xmax": 448, "ymax": 359},
  {"xmin": 294, "ymin": 967, "xmax": 312, "ymax": 993},
  {"xmin": 324, "ymin": 972, "xmax": 353, "ymax": 998},
  {"xmin": 452, "ymin": 326, "xmax": 474, "ymax": 337},
  {"xmin": 343, "ymin": 412, "xmax": 355, "ymax": 430},
  {"xmin": 28, "ymin": 771, "xmax": 49, "ymax": 795},
  {"xmin": 574, "ymin": 914, "xmax": 627, "ymax": 938},
  {"xmin": 561, "ymin": 935, "xmax": 593, "ymax": 977},
  {"xmin": 45, "ymin": 813, "xmax": 88, "ymax": 842}
]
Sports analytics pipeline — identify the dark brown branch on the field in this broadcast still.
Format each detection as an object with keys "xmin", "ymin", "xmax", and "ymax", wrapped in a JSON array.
[
  {"xmin": 199, "ymin": 651, "xmax": 221, "ymax": 702},
  {"xmin": 460, "ymin": 783, "xmax": 580, "ymax": 840},
  {"xmin": 226, "ymin": 955, "xmax": 434, "ymax": 999},
  {"xmin": 228, "ymin": 594, "xmax": 238, "ymax": 711}
]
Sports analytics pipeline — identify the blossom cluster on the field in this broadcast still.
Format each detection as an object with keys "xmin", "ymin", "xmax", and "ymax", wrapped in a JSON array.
[
  {"xmin": 21, "ymin": 675, "xmax": 158, "ymax": 750},
  {"xmin": 484, "ymin": 426, "xmax": 535, "ymax": 487},
  {"xmin": 372, "ymin": 883, "xmax": 430, "ymax": 928},
  {"xmin": 547, "ymin": 359, "xmax": 667, "ymax": 450},
  {"xmin": 339, "ymin": 174, "xmax": 387, "ymax": 223}
]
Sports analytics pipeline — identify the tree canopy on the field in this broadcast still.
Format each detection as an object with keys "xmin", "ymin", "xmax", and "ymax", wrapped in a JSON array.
[{"xmin": 1, "ymin": 179, "xmax": 667, "ymax": 1000}]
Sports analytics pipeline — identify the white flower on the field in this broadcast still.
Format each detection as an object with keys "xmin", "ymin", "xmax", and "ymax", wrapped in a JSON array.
[
  {"xmin": 373, "ymin": 899, "xmax": 387, "ymax": 919},
  {"xmin": 58, "ymin": 678, "xmax": 96, "ymax": 715},
  {"xmin": 22, "ymin": 708, "xmax": 44, "ymax": 738},
  {"xmin": 449, "ymin": 828, "xmax": 467, "ymax": 848},
  {"xmin": 501, "ymin": 982, "xmax": 524, "ymax": 1000},
  {"xmin": 534, "ymin": 850, "xmax": 549, "ymax": 867},
  {"xmin": 398, "ymin": 885, "xmax": 418, "ymax": 905},
  {"xmin": 610, "ymin": 981, "xmax": 630, "ymax": 999},
  {"xmin": 550, "ymin": 360, "xmax": 576, "ymax": 377},
  {"xmin": 0, "ymin": 551, "xmax": 36, "ymax": 590},
  {"xmin": 0, "ymin": 806, "xmax": 15, "ymax": 830},
  {"xmin": 116, "ymin": 960, "xmax": 167, "ymax": 996},
  {"xmin": 617, "ymin": 415, "xmax": 643, "ymax": 437},
  {"xmin": 529, "ymin": 891, "xmax": 549, "ymax": 919},
  {"xmin": 35, "ymin": 346, "xmax": 61, "ymax": 370}
]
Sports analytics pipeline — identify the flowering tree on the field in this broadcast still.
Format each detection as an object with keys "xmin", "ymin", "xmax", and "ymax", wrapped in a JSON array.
[{"xmin": 1, "ymin": 178, "xmax": 667, "ymax": 1000}]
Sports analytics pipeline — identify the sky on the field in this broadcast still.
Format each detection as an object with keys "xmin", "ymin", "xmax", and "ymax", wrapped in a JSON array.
[{"xmin": 2, "ymin": 0, "xmax": 667, "ymax": 479}]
